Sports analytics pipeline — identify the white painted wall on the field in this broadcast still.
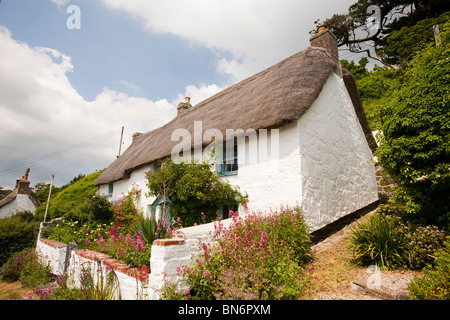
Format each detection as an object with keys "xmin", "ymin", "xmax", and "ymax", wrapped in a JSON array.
[
  {"xmin": 36, "ymin": 239, "xmax": 68, "ymax": 275},
  {"xmin": 98, "ymin": 165, "xmax": 156, "ymax": 219},
  {"xmin": 222, "ymin": 122, "xmax": 302, "ymax": 215},
  {"xmin": 0, "ymin": 194, "xmax": 38, "ymax": 219},
  {"xmin": 297, "ymin": 73, "xmax": 378, "ymax": 230}
]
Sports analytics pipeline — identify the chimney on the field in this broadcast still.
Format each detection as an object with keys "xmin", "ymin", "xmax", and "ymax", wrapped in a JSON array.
[
  {"xmin": 177, "ymin": 97, "xmax": 192, "ymax": 115},
  {"xmin": 309, "ymin": 25, "xmax": 339, "ymax": 63},
  {"xmin": 15, "ymin": 168, "xmax": 31, "ymax": 195},
  {"xmin": 16, "ymin": 179, "xmax": 31, "ymax": 195},
  {"xmin": 132, "ymin": 132, "xmax": 143, "ymax": 142}
]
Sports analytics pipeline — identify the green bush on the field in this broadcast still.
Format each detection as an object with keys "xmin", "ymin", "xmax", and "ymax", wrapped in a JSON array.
[
  {"xmin": 350, "ymin": 213, "xmax": 406, "ymax": 270},
  {"xmin": 0, "ymin": 211, "xmax": 39, "ymax": 265},
  {"xmin": 0, "ymin": 248, "xmax": 52, "ymax": 287},
  {"xmin": 350, "ymin": 210, "xmax": 446, "ymax": 270},
  {"xmin": 146, "ymin": 160, "xmax": 247, "ymax": 227},
  {"xmin": 82, "ymin": 194, "xmax": 114, "ymax": 222},
  {"xmin": 375, "ymin": 21, "xmax": 450, "ymax": 229},
  {"xmin": 133, "ymin": 217, "xmax": 158, "ymax": 245},
  {"xmin": 408, "ymin": 239, "xmax": 450, "ymax": 300},
  {"xmin": 43, "ymin": 218, "xmax": 113, "ymax": 246}
]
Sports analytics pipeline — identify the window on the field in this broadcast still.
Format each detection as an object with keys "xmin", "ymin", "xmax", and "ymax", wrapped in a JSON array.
[
  {"xmin": 108, "ymin": 183, "xmax": 113, "ymax": 197},
  {"xmin": 220, "ymin": 137, "xmax": 238, "ymax": 175},
  {"xmin": 220, "ymin": 203, "xmax": 239, "ymax": 220},
  {"xmin": 153, "ymin": 162, "xmax": 161, "ymax": 172}
]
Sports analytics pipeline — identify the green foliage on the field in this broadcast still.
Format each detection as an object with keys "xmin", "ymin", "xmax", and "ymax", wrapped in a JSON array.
[
  {"xmin": 43, "ymin": 218, "xmax": 112, "ymax": 247},
  {"xmin": 408, "ymin": 239, "xmax": 450, "ymax": 300},
  {"xmin": 379, "ymin": 11, "xmax": 450, "ymax": 66},
  {"xmin": 146, "ymin": 160, "xmax": 247, "ymax": 227},
  {"xmin": 133, "ymin": 217, "xmax": 158, "ymax": 245},
  {"xmin": 375, "ymin": 21, "xmax": 450, "ymax": 228},
  {"xmin": 341, "ymin": 57, "xmax": 369, "ymax": 80},
  {"xmin": 356, "ymin": 65, "xmax": 401, "ymax": 130},
  {"xmin": 162, "ymin": 207, "xmax": 312, "ymax": 300},
  {"xmin": 80, "ymin": 194, "xmax": 114, "ymax": 222},
  {"xmin": 315, "ymin": 0, "xmax": 450, "ymax": 48},
  {"xmin": 0, "ymin": 211, "xmax": 39, "ymax": 265},
  {"xmin": 0, "ymin": 187, "xmax": 12, "ymax": 201},
  {"xmin": 350, "ymin": 209, "xmax": 446, "ymax": 270},
  {"xmin": 0, "ymin": 248, "xmax": 52, "ymax": 287},
  {"xmin": 350, "ymin": 213, "xmax": 407, "ymax": 269},
  {"xmin": 112, "ymin": 184, "xmax": 144, "ymax": 234},
  {"xmin": 34, "ymin": 170, "xmax": 103, "ymax": 221}
]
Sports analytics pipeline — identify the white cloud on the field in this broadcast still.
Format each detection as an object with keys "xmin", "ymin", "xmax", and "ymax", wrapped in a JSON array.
[
  {"xmin": 0, "ymin": 25, "xmax": 177, "ymax": 187},
  {"xmin": 99, "ymin": 0, "xmax": 354, "ymax": 80}
]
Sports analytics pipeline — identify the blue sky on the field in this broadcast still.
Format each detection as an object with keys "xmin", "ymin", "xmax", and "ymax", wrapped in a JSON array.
[{"xmin": 0, "ymin": 0, "xmax": 357, "ymax": 188}]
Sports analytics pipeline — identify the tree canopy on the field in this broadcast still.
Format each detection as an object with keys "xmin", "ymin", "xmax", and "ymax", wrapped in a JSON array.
[{"xmin": 315, "ymin": 0, "xmax": 450, "ymax": 67}]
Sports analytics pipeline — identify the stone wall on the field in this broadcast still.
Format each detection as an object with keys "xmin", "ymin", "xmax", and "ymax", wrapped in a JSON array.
[{"xmin": 375, "ymin": 165, "xmax": 396, "ymax": 201}]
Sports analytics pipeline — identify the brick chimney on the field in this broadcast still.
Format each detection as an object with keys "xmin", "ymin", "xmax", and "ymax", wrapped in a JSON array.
[
  {"xmin": 309, "ymin": 25, "xmax": 339, "ymax": 63},
  {"xmin": 177, "ymin": 97, "xmax": 192, "ymax": 116}
]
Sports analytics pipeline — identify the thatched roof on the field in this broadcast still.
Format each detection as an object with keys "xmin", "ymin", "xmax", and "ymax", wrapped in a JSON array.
[{"xmin": 95, "ymin": 47, "xmax": 344, "ymax": 186}]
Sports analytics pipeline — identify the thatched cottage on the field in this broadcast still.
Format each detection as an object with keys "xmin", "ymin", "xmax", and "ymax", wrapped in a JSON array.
[
  {"xmin": 95, "ymin": 27, "xmax": 379, "ymax": 232},
  {"xmin": 0, "ymin": 169, "xmax": 41, "ymax": 219}
]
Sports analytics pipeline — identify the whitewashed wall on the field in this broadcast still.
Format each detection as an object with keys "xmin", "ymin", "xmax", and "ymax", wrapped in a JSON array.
[
  {"xmin": 36, "ymin": 239, "xmax": 68, "ymax": 275},
  {"xmin": 222, "ymin": 122, "xmax": 302, "ymax": 215},
  {"xmin": 298, "ymin": 73, "xmax": 378, "ymax": 230},
  {"xmin": 0, "ymin": 194, "xmax": 38, "ymax": 219}
]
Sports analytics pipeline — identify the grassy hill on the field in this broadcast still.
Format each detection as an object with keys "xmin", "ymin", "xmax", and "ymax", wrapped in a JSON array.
[{"xmin": 35, "ymin": 170, "xmax": 103, "ymax": 221}]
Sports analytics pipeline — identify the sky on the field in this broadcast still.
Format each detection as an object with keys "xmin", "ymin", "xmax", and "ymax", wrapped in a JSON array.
[{"xmin": 0, "ymin": 0, "xmax": 359, "ymax": 189}]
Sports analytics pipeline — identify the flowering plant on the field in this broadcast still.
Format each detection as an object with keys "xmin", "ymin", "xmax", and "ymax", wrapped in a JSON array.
[{"xmin": 167, "ymin": 206, "xmax": 312, "ymax": 300}]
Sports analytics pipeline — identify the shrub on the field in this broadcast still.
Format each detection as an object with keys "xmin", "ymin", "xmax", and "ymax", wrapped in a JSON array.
[
  {"xmin": 82, "ymin": 194, "xmax": 114, "ymax": 222},
  {"xmin": 164, "ymin": 206, "xmax": 312, "ymax": 300},
  {"xmin": 0, "ymin": 211, "xmax": 39, "ymax": 265},
  {"xmin": 146, "ymin": 160, "xmax": 247, "ymax": 227},
  {"xmin": 43, "ymin": 218, "xmax": 112, "ymax": 246},
  {"xmin": 93, "ymin": 228, "xmax": 151, "ymax": 268},
  {"xmin": 133, "ymin": 217, "xmax": 158, "ymax": 245},
  {"xmin": 408, "ymin": 239, "xmax": 450, "ymax": 300},
  {"xmin": 350, "ymin": 211, "xmax": 446, "ymax": 270},
  {"xmin": 399, "ymin": 222, "xmax": 445, "ymax": 270},
  {"xmin": 350, "ymin": 213, "xmax": 407, "ymax": 269},
  {"xmin": 0, "ymin": 248, "xmax": 52, "ymax": 287}
]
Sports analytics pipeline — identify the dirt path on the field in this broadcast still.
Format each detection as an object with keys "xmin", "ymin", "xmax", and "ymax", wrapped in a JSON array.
[
  {"xmin": 0, "ymin": 281, "xmax": 38, "ymax": 300},
  {"xmin": 305, "ymin": 209, "xmax": 421, "ymax": 300}
]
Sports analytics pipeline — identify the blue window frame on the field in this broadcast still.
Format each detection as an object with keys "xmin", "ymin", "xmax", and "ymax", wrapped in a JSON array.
[
  {"xmin": 220, "ymin": 137, "xmax": 238, "ymax": 175},
  {"xmin": 108, "ymin": 183, "xmax": 113, "ymax": 197}
]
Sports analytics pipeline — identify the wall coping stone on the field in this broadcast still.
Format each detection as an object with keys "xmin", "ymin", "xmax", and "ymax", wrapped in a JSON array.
[
  {"xmin": 153, "ymin": 238, "xmax": 185, "ymax": 246},
  {"xmin": 39, "ymin": 238, "xmax": 67, "ymax": 249}
]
